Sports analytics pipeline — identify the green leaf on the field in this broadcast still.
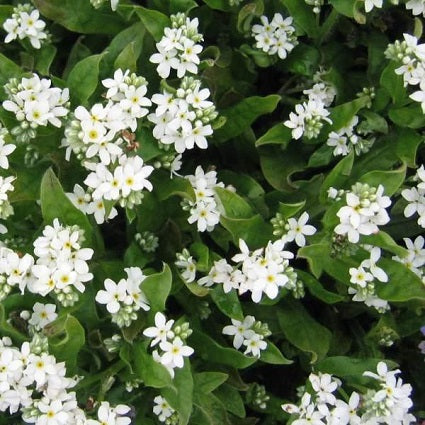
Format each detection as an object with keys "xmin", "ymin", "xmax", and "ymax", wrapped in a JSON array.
[
  {"xmin": 361, "ymin": 232, "xmax": 408, "ymax": 258},
  {"xmin": 33, "ymin": 0, "xmax": 125, "ymax": 34},
  {"xmin": 210, "ymin": 286, "xmax": 244, "ymax": 321},
  {"xmin": 191, "ymin": 329, "xmax": 257, "ymax": 369},
  {"xmin": 328, "ymin": 96, "xmax": 370, "ymax": 131},
  {"xmin": 114, "ymin": 41, "xmax": 139, "ymax": 72},
  {"xmin": 380, "ymin": 62, "xmax": 407, "ymax": 105},
  {"xmin": 255, "ymin": 123, "xmax": 292, "ymax": 147},
  {"xmin": 44, "ymin": 315, "xmax": 85, "ymax": 374},
  {"xmin": 260, "ymin": 342, "xmax": 292, "ymax": 365},
  {"xmin": 215, "ymin": 95, "xmax": 281, "ymax": 142},
  {"xmin": 190, "ymin": 242, "xmax": 210, "ymax": 272},
  {"xmin": 143, "ymin": 264, "xmax": 172, "ymax": 312},
  {"xmin": 393, "ymin": 127, "xmax": 423, "ymax": 167},
  {"xmin": 277, "ymin": 300, "xmax": 332, "ymax": 363},
  {"xmin": 151, "ymin": 172, "xmax": 196, "ymax": 202},
  {"xmin": 297, "ymin": 270, "xmax": 345, "ymax": 304},
  {"xmin": 376, "ymin": 259, "xmax": 425, "ymax": 301},
  {"xmin": 307, "ymin": 144, "xmax": 334, "ymax": 168},
  {"xmin": 102, "ymin": 22, "xmax": 145, "ymax": 75},
  {"xmin": 119, "ymin": 344, "xmax": 134, "ymax": 373},
  {"xmin": 297, "ymin": 243, "xmax": 330, "ymax": 278},
  {"xmin": 319, "ymin": 151, "xmax": 354, "ymax": 202},
  {"xmin": 170, "ymin": 0, "xmax": 199, "ymax": 13},
  {"xmin": 284, "ymin": 43, "xmax": 320, "ymax": 76},
  {"xmin": 133, "ymin": 341, "xmax": 173, "ymax": 388},
  {"xmin": 278, "ymin": 201, "xmax": 306, "ymax": 219},
  {"xmin": 67, "ymin": 53, "xmax": 103, "ymax": 105},
  {"xmin": 358, "ymin": 163, "xmax": 406, "ymax": 196},
  {"xmin": 329, "ymin": 0, "xmax": 355, "ymax": 17},
  {"xmin": 0, "ymin": 53, "xmax": 23, "ymax": 89},
  {"xmin": 194, "ymin": 372, "xmax": 229, "ymax": 393},
  {"xmin": 214, "ymin": 384, "xmax": 246, "ymax": 418},
  {"xmin": 40, "ymin": 168, "xmax": 93, "ymax": 246},
  {"xmin": 35, "ymin": 44, "xmax": 57, "ymax": 75},
  {"xmin": 237, "ymin": 1, "xmax": 264, "ymax": 34},
  {"xmin": 220, "ymin": 215, "xmax": 273, "ymax": 249},
  {"xmin": 215, "ymin": 187, "xmax": 254, "ymax": 219},
  {"xmin": 317, "ymin": 356, "xmax": 397, "ymax": 382},
  {"xmin": 281, "ymin": 0, "xmax": 319, "ymax": 38},
  {"xmin": 0, "ymin": 304, "xmax": 27, "ymax": 344},
  {"xmin": 0, "ymin": 6, "xmax": 13, "ymax": 26},
  {"xmin": 134, "ymin": 6, "xmax": 170, "ymax": 42},
  {"xmin": 201, "ymin": 0, "xmax": 233, "ymax": 10},
  {"xmin": 192, "ymin": 392, "xmax": 232, "ymax": 425},
  {"xmin": 162, "ymin": 360, "xmax": 193, "ymax": 425},
  {"xmin": 388, "ymin": 103, "xmax": 425, "ymax": 129}
]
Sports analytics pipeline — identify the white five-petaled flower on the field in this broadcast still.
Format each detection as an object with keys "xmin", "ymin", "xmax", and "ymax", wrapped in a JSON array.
[
  {"xmin": 284, "ymin": 212, "xmax": 317, "ymax": 247},
  {"xmin": 159, "ymin": 337, "xmax": 194, "ymax": 369},
  {"xmin": 143, "ymin": 312, "xmax": 175, "ymax": 347}
]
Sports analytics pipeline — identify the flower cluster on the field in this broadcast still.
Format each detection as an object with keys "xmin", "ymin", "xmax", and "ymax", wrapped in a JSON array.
[
  {"xmin": 183, "ymin": 166, "xmax": 224, "ymax": 232},
  {"xmin": 3, "ymin": 74, "xmax": 70, "ymax": 143},
  {"xmin": 150, "ymin": 13, "xmax": 203, "ymax": 79},
  {"xmin": 348, "ymin": 246, "xmax": 390, "ymax": 312},
  {"xmin": 393, "ymin": 236, "xmax": 425, "ymax": 283},
  {"xmin": 197, "ymin": 239, "xmax": 299, "ymax": 303},
  {"xmin": 386, "ymin": 34, "xmax": 425, "ymax": 111},
  {"xmin": 95, "ymin": 266, "xmax": 150, "ymax": 327},
  {"xmin": 284, "ymin": 74, "xmax": 335, "ymax": 140},
  {"xmin": 334, "ymin": 183, "xmax": 391, "ymax": 244},
  {"xmin": 0, "ymin": 335, "xmax": 87, "ymax": 424},
  {"xmin": 326, "ymin": 115, "xmax": 374, "ymax": 157},
  {"xmin": 175, "ymin": 248, "xmax": 197, "ymax": 283},
  {"xmin": 63, "ymin": 69, "xmax": 150, "ymax": 165},
  {"xmin": 222, "ymin": 315, "xmax": 270, "ymax": 357},
  {"xmin": 251, "ymin": 13, "xmax": 297, "ymax": 60},
  {"xmin": 149, "ymin": 77, "xmax": 217, "ymax": 154},
  {"xmin": 282, "ymin": 362, "xmax": 415, "ymax": 424},
  {"xmin": 153, "ymin": 396, "xmax": 177, "ymax": 423},
  {"xmin": 3, "ymin": 4, "xmax": 48, "ymax": 49},
  {"xmin": 0, "ymin": 124, "xmax": 16, "ymax": 227},
  {"xmin": 271, "ymin": 211, "xmax": 317, "ymax": 248},
  {"xmin": 29, "ymin": 219, "xmax": 94, "ymax": 306},
  {"xmin": 143, "ymin": 312, "xmax": 194, "ymax": 378},
  {"xmin": 401, "ymin": 164, "xmax": 425, "ymax": 228}
]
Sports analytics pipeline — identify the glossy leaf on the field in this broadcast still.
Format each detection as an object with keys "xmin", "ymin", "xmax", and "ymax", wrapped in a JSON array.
[{"xmin": 143, "ymin": 264, "xmax": 172, "ymax": 312}]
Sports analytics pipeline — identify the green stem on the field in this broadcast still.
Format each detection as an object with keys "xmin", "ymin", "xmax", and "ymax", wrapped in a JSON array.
[{"xmin": 74, "ymin": 359, "xmax": 126, "ymax": 391}]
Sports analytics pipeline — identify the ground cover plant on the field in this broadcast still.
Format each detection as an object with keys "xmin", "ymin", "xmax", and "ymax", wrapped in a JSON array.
[{"xmin": 0, "ymin": 0, "xmax": 424, "ymax": 423}]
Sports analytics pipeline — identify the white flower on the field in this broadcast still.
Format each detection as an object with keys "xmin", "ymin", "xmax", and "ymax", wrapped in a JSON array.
[
  {"xmin": 0, "ymin": 138, "xmax": 16, "ymax": 170},
  {"xmin": 95, "ymin": 278, "xmax": 128, "ymax": 313},
  {"xmin": 143, "ymin": 312, "xmax": 175, "ymax": 347},
  {"xmin": 284, "ymin": 212, "xmax": 317, "ymax": 247},
  {"xmin": 222, "ymin": 316, "xmax": 256, "ymax": 349},
  {"xmin": 243, "ymin": 332, "xmax": 267, "ymax": 357},
  {"xmin": 406, "ymin": 0, "xmax": 425, "ymax": 16},
  {"xmin": 153, "ymin": 396, "xmax": 175, "ymax": 422},
  {"xmin": 28, "ymin": 302, "xmax": 57, "ymax": 329},
  {"xmin": 349, "ymin": 266, "xmax": 373, "ymax": 288},
  {"xmin": 160, "ymin": 337, "xmax": 194, "ymax": 369},
  {"xmin": 360, "ymin": 246, "xmax": 388, "ymax": 282}
]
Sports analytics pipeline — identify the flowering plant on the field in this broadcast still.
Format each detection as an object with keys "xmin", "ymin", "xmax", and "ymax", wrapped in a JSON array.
[{"xmin": 0, "ymin": 0, "xmax": 424, "ymax": 424}]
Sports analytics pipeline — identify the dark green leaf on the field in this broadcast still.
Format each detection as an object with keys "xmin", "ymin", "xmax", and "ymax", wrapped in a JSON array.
[
  {"xmin": 255, "ymin": 123, "xmax": 292, "ymax": 147},
  {"xmin": 170, "ymin": 0, "xmax": 198, "ymax": 13},
  {"xmin": 389, "ymin": 103, "xmax": 425, "ymax": 129},
  {"xmin": 194, "ymin": 372, "xmax": 229, "ymax": 393},
  {"xmin": 297, "ymin": 270, "xmax": 345, "ymax": 304},
  {"xmin": 33, "ymin": 0, "xmax": 125, "ymax": 34},
  {"xmin": 44, "ymin": 315, "xmax": 85, "ymax": 374},
  {"xmin": 134, "ymin": 6, "xmax": 170, "ymax": 42},
  {"xmin": 278, "ymin": 201, "xmax": 306, "ymax": 219},
  {"xmin": 260, "ymin": 342, "xmax": 292, "ymax": 365},
  {"xmin": 281, "ymin": 0, "xmax": 319, "ymax": 38},
  {"xmin": 67, "ymin": 53, "xmax": 104, "ymax": 105},
  {"xmin": 40, "ymin": 168, "xmax": 93, "ymax": 246},
  {"xmin": 215, "ymin": 187, "xmax": 254, "ymax": 219},
  {"xmin": 358, "ymin": 163, "xmax": 406, "ymax": 196},
  {"xmin": 143, "ymin": 264, "xmax": 172, "ymax": 312},
  {"xmin": 277, "ymin": 300, "xmax": 332, "ymax": 363},
  {"xmin": 215, "ymin": 95, "xmax": 281, "ymax": 142},
  {"xmin": 214, "ymin": 384, "xmax": 246, "ymax": 418},
  {"xmin": 0, "ymin": 53, "xmax": 23, "ymax": 88},
  {"xmin": 380, "ymin": 62, "xmax": 407, "ymax": 106},
  {"xmin": 210, "ymin": 286, "xmax": 244, "ymax": 321}
]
